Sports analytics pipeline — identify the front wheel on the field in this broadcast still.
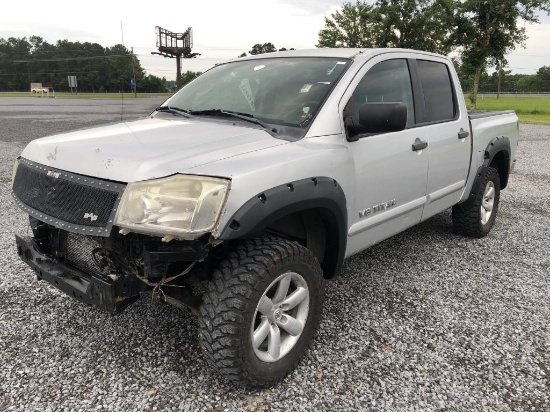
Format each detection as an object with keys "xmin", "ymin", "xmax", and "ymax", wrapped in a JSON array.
[
  {"xmin": 453, "ymin": 166, "xmax": 501, "ymax": 238},
  {"xmin": 198, "ymin": 236, "xmax": 324, "ymax": 387}
]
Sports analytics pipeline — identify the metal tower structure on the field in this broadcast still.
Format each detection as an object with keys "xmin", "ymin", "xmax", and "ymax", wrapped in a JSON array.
[{"xmin": 151, "ymin": 27, "xmax": 200, "ymax": 90}]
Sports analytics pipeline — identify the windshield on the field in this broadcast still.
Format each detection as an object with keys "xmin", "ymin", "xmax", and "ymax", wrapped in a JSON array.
[{"xmin": 162, "ymin": 57, "xmax": 351, "ymax": 138}]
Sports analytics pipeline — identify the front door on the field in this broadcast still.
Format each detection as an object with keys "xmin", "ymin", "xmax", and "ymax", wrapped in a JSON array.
[{"xmin": 342, "ymin": 57, "xmax": 429, "ymax": 257}]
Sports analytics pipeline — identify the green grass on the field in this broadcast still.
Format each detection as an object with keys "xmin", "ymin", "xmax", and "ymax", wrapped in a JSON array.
[
  {"xmin": 468, "ymin": 94, "xmax": 550, "ymax": 125},
  {"xmin": 0, "ymin": 92, "xmax": 172, "ymax": 99}
]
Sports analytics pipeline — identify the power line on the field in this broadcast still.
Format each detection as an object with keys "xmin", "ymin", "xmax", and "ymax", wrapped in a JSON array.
[
  {"xmin": 0, "ymin": 71, "xmax": 104, "ymax": 76},
  {"xmin": 7, "ymin": 54, "xmax": 224, "ymax": 64},
  {"xmin": 507, "ymin": 52, "xmax": 550, "ymax": 57},
  {"xmin": 12, "ymin": 55, "xmax": 132, "ymax": 63}
]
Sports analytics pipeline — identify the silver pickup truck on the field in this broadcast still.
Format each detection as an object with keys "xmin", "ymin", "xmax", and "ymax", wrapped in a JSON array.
[{"xmin": 12, "ymin": 48, "xmax": 518, "ymax": 387}]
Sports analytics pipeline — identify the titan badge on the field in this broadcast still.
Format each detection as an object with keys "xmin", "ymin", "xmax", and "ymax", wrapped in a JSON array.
[{"xmin": 359, "ymin": 199, "xmax": 396, "ymax": 218}]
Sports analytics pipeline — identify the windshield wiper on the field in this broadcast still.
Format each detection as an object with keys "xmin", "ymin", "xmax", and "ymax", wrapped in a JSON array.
[
  {"xmin": 190, "ymin": 109, "xmax": 277, "ymax": 133},
  {"xmin": 155, "ymin": 106, "xmax": 193, "ymax": 118}
]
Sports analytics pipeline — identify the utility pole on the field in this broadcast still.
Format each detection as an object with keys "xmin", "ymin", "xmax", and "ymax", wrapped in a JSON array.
[
  {"xmin": 151, "ymin": 27, "xmax": 200, "ymax": 90},
  {"xmin": 131, "ymin": 47, "xmax": 137, "ymax": 97},
  {"xmin": 497, "ymin": 61, "xmax": 503, "ymax": 100}
]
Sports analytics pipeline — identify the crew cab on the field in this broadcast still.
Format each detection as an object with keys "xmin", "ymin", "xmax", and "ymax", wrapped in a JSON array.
[{"xmin": 12, "ymin": 48, "xmax": 518, "ymax": 387}]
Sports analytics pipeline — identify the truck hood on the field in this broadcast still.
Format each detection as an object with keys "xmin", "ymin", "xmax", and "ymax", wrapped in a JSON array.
[{"xmin": 21, "ymin": 117, "xmax": 288, "ymax": 182}]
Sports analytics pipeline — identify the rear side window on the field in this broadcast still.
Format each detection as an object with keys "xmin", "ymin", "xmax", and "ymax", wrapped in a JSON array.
[{"xmin": 417, "ymin": 60, "xmax": 456, "ymax": 122}]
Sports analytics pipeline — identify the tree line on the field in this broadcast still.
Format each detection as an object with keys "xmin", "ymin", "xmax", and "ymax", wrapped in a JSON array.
[
  {"xmin": 317, "ymin": 0, "xmax": 550, "ymax": 107},
  {"xmin": 238, "ymin": 1, "xmax": 550, "ymax": 101},
  {"xmin": 456, "ymin": 63, "xmax": 550, "ymax": 94},
  {"xmin": 0, "ymin": 36, "xmax": 184, "ymax": 93}
]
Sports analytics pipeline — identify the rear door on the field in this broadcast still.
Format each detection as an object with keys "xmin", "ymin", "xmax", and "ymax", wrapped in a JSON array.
[{"xmin": 412, "ymin": 58, "xmax": 471, "ymax": 220}]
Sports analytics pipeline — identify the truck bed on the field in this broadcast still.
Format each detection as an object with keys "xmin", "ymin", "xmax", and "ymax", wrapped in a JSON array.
[{"xmin": 459, "ymin": 110, "xmax": 519, "ymax": 203}]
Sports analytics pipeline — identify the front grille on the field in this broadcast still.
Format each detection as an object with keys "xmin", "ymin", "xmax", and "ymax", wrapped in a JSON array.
[{"xmin": 12, "ymin": 158, "xmax": 125, "ymax": 236}]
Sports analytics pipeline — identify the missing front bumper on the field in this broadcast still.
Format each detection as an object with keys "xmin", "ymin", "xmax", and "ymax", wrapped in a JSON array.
[{"xmin": 15, "ymin": 234, "xmax": 138, "ymax": 313}]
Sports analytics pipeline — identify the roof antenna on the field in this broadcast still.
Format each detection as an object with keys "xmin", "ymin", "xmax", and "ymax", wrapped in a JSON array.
[{"xmin": 120, "ymin": 21, "xmax": 124, "ymax": 121}]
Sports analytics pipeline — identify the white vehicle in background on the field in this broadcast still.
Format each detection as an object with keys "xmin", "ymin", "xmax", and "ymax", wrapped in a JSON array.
[
  {"xmin": 30, "ymin": 82, "xmax": 53, "ymax": 95},
  {"xmin": 13, "ymin": 48, "xmax": 518, "ymax": 387}
]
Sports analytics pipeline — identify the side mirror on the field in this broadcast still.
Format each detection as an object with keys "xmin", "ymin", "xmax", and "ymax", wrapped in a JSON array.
[{"xmin": 349, "ymin": 102, "xmax": 407, "ymax": 140}]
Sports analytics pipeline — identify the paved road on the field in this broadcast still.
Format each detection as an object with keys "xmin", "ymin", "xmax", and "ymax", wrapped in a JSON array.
[
  {"xmin": 0, "ymin": 99, "xmax": 548, "ymax": 411},
  {"xmin": 0, "ymin": 96, "xmax": 166, "ymax": 143}
]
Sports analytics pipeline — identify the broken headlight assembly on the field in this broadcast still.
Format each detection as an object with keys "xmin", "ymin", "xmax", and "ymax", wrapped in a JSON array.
[{"xmin": 114, "ymin": 175, "xmax": 230, "ymax": 238}]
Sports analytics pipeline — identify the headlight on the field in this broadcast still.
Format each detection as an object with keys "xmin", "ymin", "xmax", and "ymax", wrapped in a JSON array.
[{"xmin": 115, "ymin": 175, "xmax": 230, "ymax": 238}]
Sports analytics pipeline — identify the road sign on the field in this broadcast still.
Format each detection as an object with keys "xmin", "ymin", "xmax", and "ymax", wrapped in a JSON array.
[{"xmin": 68, "ymin": 76, "xmax": 77, "ymax": 88}]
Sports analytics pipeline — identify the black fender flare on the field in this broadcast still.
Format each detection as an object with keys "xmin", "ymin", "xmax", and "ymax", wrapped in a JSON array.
[
  {"xmin": 218, "ymin": 177, "xmax": 347, "ymax": 278},
  {"xmin": 469, "ymin": 136, "xmax": 511, "ymax": 198}
]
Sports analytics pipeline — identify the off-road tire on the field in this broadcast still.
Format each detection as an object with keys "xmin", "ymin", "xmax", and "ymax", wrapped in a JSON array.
[
  {"xmin": 198, "ymin": 235, "xmax": 324, "ymax": 388},
  {"xmin": 453, "ymin": 166, "xmax": 501, "ymax": 238}
]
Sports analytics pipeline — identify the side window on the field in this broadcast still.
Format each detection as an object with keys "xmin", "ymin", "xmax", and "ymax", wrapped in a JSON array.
[
  {"xmin": 417, "ymin": 60, "xmax": 456, "ymax": 122},
  {"xmin": 344, "ymin": 59, "xmax": 415, "ymax": 133}
]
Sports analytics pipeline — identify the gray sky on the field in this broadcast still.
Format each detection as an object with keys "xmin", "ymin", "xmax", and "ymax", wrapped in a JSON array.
[{"xmin": 1, "ymin": 0, "xmax": 548, "ymax": 79}]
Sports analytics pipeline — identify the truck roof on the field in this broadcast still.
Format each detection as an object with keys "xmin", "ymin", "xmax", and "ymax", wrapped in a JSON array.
[{"xmin": 234, "ymin": 48, "xmax": 445, "ymax": 62}]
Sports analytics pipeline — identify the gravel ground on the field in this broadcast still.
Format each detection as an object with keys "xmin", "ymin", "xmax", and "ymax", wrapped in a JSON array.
[{"xmin": 0, "ymin": 98, "xmax": 548, "ymax": 411}]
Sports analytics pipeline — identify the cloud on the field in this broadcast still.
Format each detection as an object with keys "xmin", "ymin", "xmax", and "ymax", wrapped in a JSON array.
[{"xmin": 275, "ymin": 0, "xmax": 343, "ymax": 15}]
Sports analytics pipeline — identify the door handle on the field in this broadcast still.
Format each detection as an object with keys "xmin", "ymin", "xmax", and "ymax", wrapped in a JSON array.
[
  {"xmin": 412, "ymin": 138, "xmax": 428, "ymax": 151},
  {"xmin": 458, "ymin": 128, "xmax": 469, "ymax": 139}
]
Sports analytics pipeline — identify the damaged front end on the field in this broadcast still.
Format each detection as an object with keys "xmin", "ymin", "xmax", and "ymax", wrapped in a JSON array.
[
  {"xmin": 15, "ymin": 223, "xmax": 211, "ymax": 313},
  {"xmin": 12, "ymin": 158, "xmax": 230, "ymax": 314}
]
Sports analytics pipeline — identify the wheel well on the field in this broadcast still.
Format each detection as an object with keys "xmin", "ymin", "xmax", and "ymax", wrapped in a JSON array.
[
  {"xmin": 218, "ymin": 177, "xmax": 347, "ymax": 278},
  {"xmin": 489, "ymin": 150, "xmax": 510, "ymax": 189},
  {"xmin": 265, "ymin": 209, "xmax": 341, "ymax": 279}
]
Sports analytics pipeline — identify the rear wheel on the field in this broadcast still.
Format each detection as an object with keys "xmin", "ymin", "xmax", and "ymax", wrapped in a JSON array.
[
  {"xmin": 453, "ymin": 166, "xmax": 501, "ymax": 238},
  {"xmin": 198, "ymin": 235, "xmax": 323, "ymax": 387}
]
